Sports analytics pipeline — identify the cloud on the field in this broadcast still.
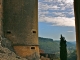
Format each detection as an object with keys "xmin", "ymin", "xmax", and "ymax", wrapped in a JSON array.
[
  {"xmin": 39, "ymin": 16, "xmax": 75, "ymax": 26},
  {"xmin": 65, "ymin": 0, "xmax": 73, "ymax": 3},
  {"xmin": 38, "ymin": 0, "xmax": 74, "ymax": 27},
  {"xmin": 57, "ymin": 0, "xmax": 73, "ymax": 3},
  {"xmin": 43, "ymin": 0, "xmax": 53, "ymax": 2},
  {"xmin": 67, "ymin": 31, "xmax": 74, "ymax": 32},
  {"xmin": 38, "ymin": 2, "xmax": 60, "ymax": 10}
]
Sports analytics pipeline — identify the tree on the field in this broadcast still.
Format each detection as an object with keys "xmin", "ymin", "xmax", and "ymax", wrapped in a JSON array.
[{"xmin": 60, "ymin": 35, "xmax": 67, "ymax": 60}]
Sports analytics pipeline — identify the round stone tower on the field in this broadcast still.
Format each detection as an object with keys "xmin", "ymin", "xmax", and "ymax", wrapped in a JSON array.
[{"xmin": 2, "ymin": 0, "xmax": 39, "ymax": 59}]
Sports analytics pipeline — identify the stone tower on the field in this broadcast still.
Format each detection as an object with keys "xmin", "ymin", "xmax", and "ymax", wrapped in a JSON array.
[
  {"xmin": 0, "ymin": 0, "xmax": 2, "ymax": 40},
  {"xmin": 2, "ymin": 0, "xmax": 39, "ymax": 59}
]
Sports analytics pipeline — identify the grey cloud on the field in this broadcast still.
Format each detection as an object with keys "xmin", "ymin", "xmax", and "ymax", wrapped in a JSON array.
[{"xmin": 38, "ymin": 0, "xmax": 74, "ymax": 27}]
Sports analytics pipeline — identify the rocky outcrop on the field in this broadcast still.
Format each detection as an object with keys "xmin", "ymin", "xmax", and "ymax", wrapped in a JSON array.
[
  {"xmin": 0, "ymin": 37, "xmax": 40, "ymax": 60},
  {"xmin": 0, "ymin": 39, "xmax": 28, "ymax": 60},
  {"xmin": 1, "ymin": 37, "xmax": 14, "ymax": 52}
]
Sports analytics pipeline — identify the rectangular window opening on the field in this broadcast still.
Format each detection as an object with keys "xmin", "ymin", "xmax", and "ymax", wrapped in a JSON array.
[
  {"xmin": 31, "ymin": 47, "xmax": 35, "ymax": 49},
  {"xmin": 33, "ymin": 31, "xmax": 36, "ymax": 33},
  {"xmin": 6, "ymin": 30, "xmax": 11, "ymax": 34}
]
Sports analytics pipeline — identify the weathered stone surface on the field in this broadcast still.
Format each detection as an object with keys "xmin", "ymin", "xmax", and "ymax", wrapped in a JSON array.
[
  {"xmin": 0, "ymin": 40, "xmax": 28, "ymax": 60},
  {"xmin": 74, "ymin": 0, "xmax": 80, "ymax": 60},
  {"xmin": 0, "ymin": 37, "xmax": 40, "ymax": 60},
  {"xmin": 2, "ymin": 0, "xmax": 39, "ymax": 58},
  {"xmin": 1, "ymin": 37, "xmax": 14, "ymax": 52},
  {"xmin": 3, "ymin": 0, "xmax": 38, "ymax": 45},
  {"xmin": 26, "ymin": 52, "xmax": 40, "ymax": 60}
]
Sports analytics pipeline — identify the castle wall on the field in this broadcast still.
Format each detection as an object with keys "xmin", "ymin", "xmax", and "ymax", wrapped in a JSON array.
[
  {"xmin": 74, "ymin": 0, "xmax": 80, "ymax": 60},
  {"xmin": 14, "ymin": 46, "xmax": 39, "ymax": 57},
  {"xmin": 2, "ymin": 0, "xmax": 38, "ymax": 46},
  {"xmin": 2, "ymin": 0, "xmax": 39, "ymax": 58},
  {"xmin": 0, "ymin": 0, "xmax": 2, "ymax": 40}
]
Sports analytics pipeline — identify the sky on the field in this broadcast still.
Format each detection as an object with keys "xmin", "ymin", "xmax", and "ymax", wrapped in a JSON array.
[{"xmin": 38, "ymin": 0, "xmax": 76, "ymax": 41}]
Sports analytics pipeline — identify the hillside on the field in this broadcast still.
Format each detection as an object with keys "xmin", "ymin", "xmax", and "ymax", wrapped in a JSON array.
[
  {"xmin": 39, "ymin": 37, "xmax": 76, "ymax": 54},
  {"xmin": 39, "ymin": 37, "xmax": 60, "ymax": 53}
]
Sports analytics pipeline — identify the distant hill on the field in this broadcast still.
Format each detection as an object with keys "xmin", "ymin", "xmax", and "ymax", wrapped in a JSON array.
[
  {"xmin": 70, "ymin": 41, "xmax": 76, "ymax": 45},
  {"xmin": 38, "ymin": 37, "xmax": 76, "ymax": 54},
  {"xmin": 39, "ymin": 37, "xmax": 59, "ymax": 53}
]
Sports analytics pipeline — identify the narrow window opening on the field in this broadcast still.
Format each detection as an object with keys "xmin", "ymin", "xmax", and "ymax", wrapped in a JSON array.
[
  {"xmin": 6, "ymin": 30, "xmax": 11, "ymax": 34},
  {"xmin": 33, "ymin": 31, "xmax": 36, "ymax": 33},
  {"xmin": 31, "ymin": 47, "xmax": 35, "ymax": 49}
]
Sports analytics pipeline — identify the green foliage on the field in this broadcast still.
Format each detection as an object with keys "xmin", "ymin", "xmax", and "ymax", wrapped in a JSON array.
[
  {"xmin": 68, "ymin": 50, "xmax": 77, "ymax": 60},
  {"xmin": 38, "ymin": 37, "xmax": 76, "ymax": 58},
  {"xmin": 60, "ymin": 35, "xmax": 67, "ymax": 60},
  {"xmin": 39, "ymin": 37, "xmax": 60, "ymax": 53}
]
